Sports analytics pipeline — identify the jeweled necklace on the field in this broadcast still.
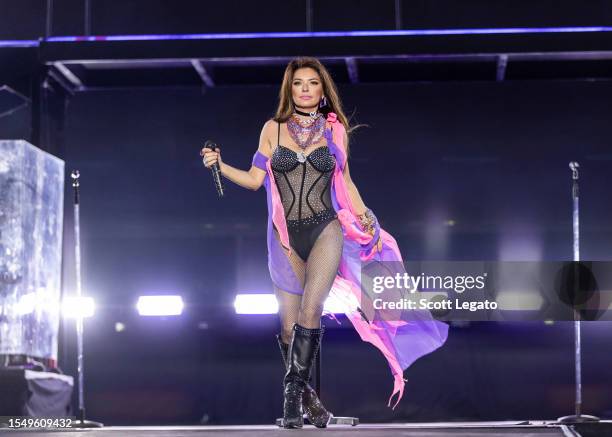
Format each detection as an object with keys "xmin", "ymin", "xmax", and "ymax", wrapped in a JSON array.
[
  {"xmin": 287, "ymin": 111, "xmax": 325, "ymax": 151},
  {"xmin": 292, "ymin": 108, "xmax": 319, "ymax": 128}
]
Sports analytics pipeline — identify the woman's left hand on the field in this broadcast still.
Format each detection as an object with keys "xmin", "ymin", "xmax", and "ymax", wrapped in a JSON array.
[
  {"xmin": 357, "ymin": 208, "xmax": 381, "ymax": 247},
  {"xmin": 366, "ymin": 226, "xmax": 383, "ymax": 253}
]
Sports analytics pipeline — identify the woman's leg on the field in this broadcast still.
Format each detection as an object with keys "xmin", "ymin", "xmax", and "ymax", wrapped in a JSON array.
[
  {"xmin": 274, "ymin": 286, "xmax": 302, "ymax": 344},
  {"xmin": 272, "ymin": 227, "xmax": 306, "ymax": 344},
  {"xmin": 298, "ymin": 218, "xmax": 344, "ymax": 328},
  {"xmin": 278, "ymin": 221, "xmax": 340, "ymax": 428}
]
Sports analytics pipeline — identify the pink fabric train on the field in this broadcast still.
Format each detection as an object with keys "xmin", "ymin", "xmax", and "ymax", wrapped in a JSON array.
[{"xmin": 252, "ymin": 112, "xmax": 448, "ymax": 409}]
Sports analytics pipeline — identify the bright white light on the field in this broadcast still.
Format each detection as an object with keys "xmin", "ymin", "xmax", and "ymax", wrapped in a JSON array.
[
  {"xmin": 234, "ymin": 293, "xmax": 278, "ymax": 314},
  {"xmin": 62, "ymin": 296, "xmax": 95, "ymax": 318},
  {"xmin": 233, "ymin": 292, "xmax": 351, "ymax": 315},
  {"xmin": 15, "ymin": 292, "xmax": 37, "ymax": 316},
  {"xmin": 496, "ymin": 290, "xmax": 543, "ymax": 310},
  {"xmin": 15, "ymin": 287, "xmax": 58, "ymax": 316},
  {"xmin": 323, "ymin": 294, "xmax": 349, "ymax": 314},
  {"xmin": 137, "ymin": 295, "xmax": 184, "ymax": 316}
]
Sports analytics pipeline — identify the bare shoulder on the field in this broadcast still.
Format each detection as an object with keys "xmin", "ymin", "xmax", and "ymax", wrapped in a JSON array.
[
  {"xmin": 258, "ymin": 119, "xmax": 279, "ymax": 156},
  {"xmin": 263, "ymin": 118, "xmax": 278, "ymax": 132}
]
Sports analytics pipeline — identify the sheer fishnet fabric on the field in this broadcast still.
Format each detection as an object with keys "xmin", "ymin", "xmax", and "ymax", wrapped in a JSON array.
[
  {"xmin": 273, "ymin": 219, "xmax": 344, "ymax": 343},
  {"xmin": 271, "ymin": 146, "xmax": 335, "ymax": 222},
  {"xmin": 273, "ymin": 227, "xmax": 306, "ymax": 344}
]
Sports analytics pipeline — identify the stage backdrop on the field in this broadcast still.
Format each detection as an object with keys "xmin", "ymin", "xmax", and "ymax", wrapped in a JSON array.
[{"xmin": 1, "ymin": 79, "xmax": 611, "ymax": 424}]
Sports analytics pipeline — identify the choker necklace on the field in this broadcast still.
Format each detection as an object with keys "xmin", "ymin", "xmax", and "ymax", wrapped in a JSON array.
[{"xmin": 294, "ymin": 108, "xmax": 319, "ymax": 117}]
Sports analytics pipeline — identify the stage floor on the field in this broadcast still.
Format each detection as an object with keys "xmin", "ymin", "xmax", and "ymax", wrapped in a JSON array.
[{"xmin": 1, "ymin": 420, "xmax": 611, "ymax": 436}]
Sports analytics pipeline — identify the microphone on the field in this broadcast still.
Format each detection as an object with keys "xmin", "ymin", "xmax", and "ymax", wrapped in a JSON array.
[
  {"xmin": 569, "ymin": 161, "xmax": 579, "ymax": 200},
  {"xmin": 204, "ymin": 140, "xmax": 225, "ymax": 197},
  {"xmin": 569, "ymin": 161, "xmax": 580, "ymax": 179}
]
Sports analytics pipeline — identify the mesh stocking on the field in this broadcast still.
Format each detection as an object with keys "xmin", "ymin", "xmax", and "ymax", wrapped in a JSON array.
[
  {"xmin": 273, "ymin": 219, "xmax": 343, "ymax": 338},
  {"xmin": 273, "ymin": 227, "xmax": 306, "ymax": 345},
  {"xmin": 298, "ymin": 218, "xmax": 344, "ymax": 329}
]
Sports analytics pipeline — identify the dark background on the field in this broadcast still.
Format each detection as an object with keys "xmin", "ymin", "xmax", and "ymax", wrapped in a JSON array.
[
  {"xmin": 3, "ymin": 0, "xmax": 612, "ymax": 38},
  {"xmin": 0, "ymin": 0, "xmax": 611, "ymax": 426}
]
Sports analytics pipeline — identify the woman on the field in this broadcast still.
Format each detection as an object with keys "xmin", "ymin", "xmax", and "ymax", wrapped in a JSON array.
[{"xmin": 201, "ymin": 57, "xmax": 448, "ymax": 428}]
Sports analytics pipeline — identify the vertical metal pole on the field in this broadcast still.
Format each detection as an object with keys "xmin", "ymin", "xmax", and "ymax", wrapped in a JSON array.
[
  {"xmin": 305, "ymin": 0, "xmax": 313, "ymax": 32},
  {"xmin": 31, "ymin": 67, "xmax": 43, "ymax": 148},
  {"xmin": 557, "ymin": 162, "xmax": 598, "ymax": 424},
  {"xmin": 46, "ymin": 0, "xmax": 54, "ymax": 37},
  {"xmin": 571, "ymin": 166, "xmax": 581, "ymax": 418},
  {"xmin": 84, "ymin": 0, "xmax": 92, "ymax": 36},
  {"xmin": 70, "ymin": 171, "xmax": 103, "ymax": 428},
  {"xmin": 394, "ymin": 0, "xmax": 402, "ymax": 30},
  {"xmin": 71, "ymin": 170, "xmax": 85, "ymax": 421}
]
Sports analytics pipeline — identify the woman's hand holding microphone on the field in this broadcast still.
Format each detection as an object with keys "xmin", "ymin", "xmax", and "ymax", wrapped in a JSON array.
[
  {"xmin": 200, "ymin": 143, "xmax": 226, "ymax": 196},
  {"xmin": 199, "ymin": 143, "xmax": 261, "ymax": 192},
  {"xmin": 200, "ymin": 145, "xmax": 223, "ymax": 171}
]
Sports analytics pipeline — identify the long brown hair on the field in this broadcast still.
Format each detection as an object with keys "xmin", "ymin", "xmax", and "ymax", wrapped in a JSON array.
[{"xmin": 273, "ymin": 57, "xmax": 364, "ymax": 157}]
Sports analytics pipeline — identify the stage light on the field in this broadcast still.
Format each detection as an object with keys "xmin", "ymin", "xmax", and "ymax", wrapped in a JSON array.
[
  {"xmin": 45, "ymin": 26, "xmax": 612, "ymax": 43},
  {"xmin": 115, "ymin": 322, "xmax": 126, "ymax": 332},
  {"xmin": 323, "ymin": 294, "xmax": 349, "ymax": 314},
  {"xmin": 13, "ymin": 287, "xmax": 60, "ymax": 316},
  {"xmin": 233, "ymin": 293, "xmax": 349, "ymax": 315},
  {"xmin": 15, "ymin": 292, "xmax": 37, "ymax": 316},
  {"xmin": 0, "ymin": 40, "xmax": 38, "ymax": 47},
  {"xmin": 496, "ymin": 289, "xmax": 544, "ymax": 311},
  {"xmin": 234, "ymin": 293, "xmax": 366, "ymax": 314},
  {"xmin": 498, "ymin": 224, "xmax": 543, "ymax": 261},
  {"xmin": 136, "ymin": 295, "xmax": 184, "ymax": 316},
  {"xmin": 234, "ymin": 293, "xmax": 278, "ymax": 314},
  {"xmin": 62, "ymin": 296, "xmax": 95, "ymax": 318}
]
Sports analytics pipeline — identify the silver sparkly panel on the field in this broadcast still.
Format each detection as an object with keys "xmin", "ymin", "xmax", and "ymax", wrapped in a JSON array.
[{"xmin": 0, "ymin": 140, "xmax": 64, "ymax": 360}]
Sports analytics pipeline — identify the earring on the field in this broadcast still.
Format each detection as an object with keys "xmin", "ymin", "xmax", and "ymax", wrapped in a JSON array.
[{"xmin": 320, "ymin": 96, "xmax": 327, "ymax": 108}]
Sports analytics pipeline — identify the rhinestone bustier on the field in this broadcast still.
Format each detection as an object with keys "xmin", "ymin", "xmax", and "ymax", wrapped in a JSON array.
[{"xmin": 271, "ymin": 144, "xmax": 336, "ymax": 228}]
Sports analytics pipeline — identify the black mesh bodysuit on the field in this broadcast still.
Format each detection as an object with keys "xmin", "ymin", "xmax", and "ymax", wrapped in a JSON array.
[
  {"xmin": 271, "ymin": 122, "xmax": 338, "ymax": 261},
  {"xmin": 271, "ymin": 121, "xmax": 344, "ymax": 336}
]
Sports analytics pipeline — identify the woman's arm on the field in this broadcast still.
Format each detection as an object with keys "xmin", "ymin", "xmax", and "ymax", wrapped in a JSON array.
[
  {"xmin": 342, "ymin": 131, "xmax": 382, "ymax": 250},
  {"xmin": 342, "ymin": 131, "xmax": 369, "ymax": 216},
  {"xmin": 343, "ymin": 160, "xmax": 369, "ymax": 216},
  {"xmin": 201, "ymin": 120, "xmax": 274, "ymax": 191}
]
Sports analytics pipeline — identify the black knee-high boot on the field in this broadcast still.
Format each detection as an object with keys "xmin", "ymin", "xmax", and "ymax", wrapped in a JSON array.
[
  {"xmin": 282, "ymin": 323, "xmax": 324, "ymax": 429},
  {"xmin": 276, "ymin": 333, "xmax": 332, "ymax": 428}
]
